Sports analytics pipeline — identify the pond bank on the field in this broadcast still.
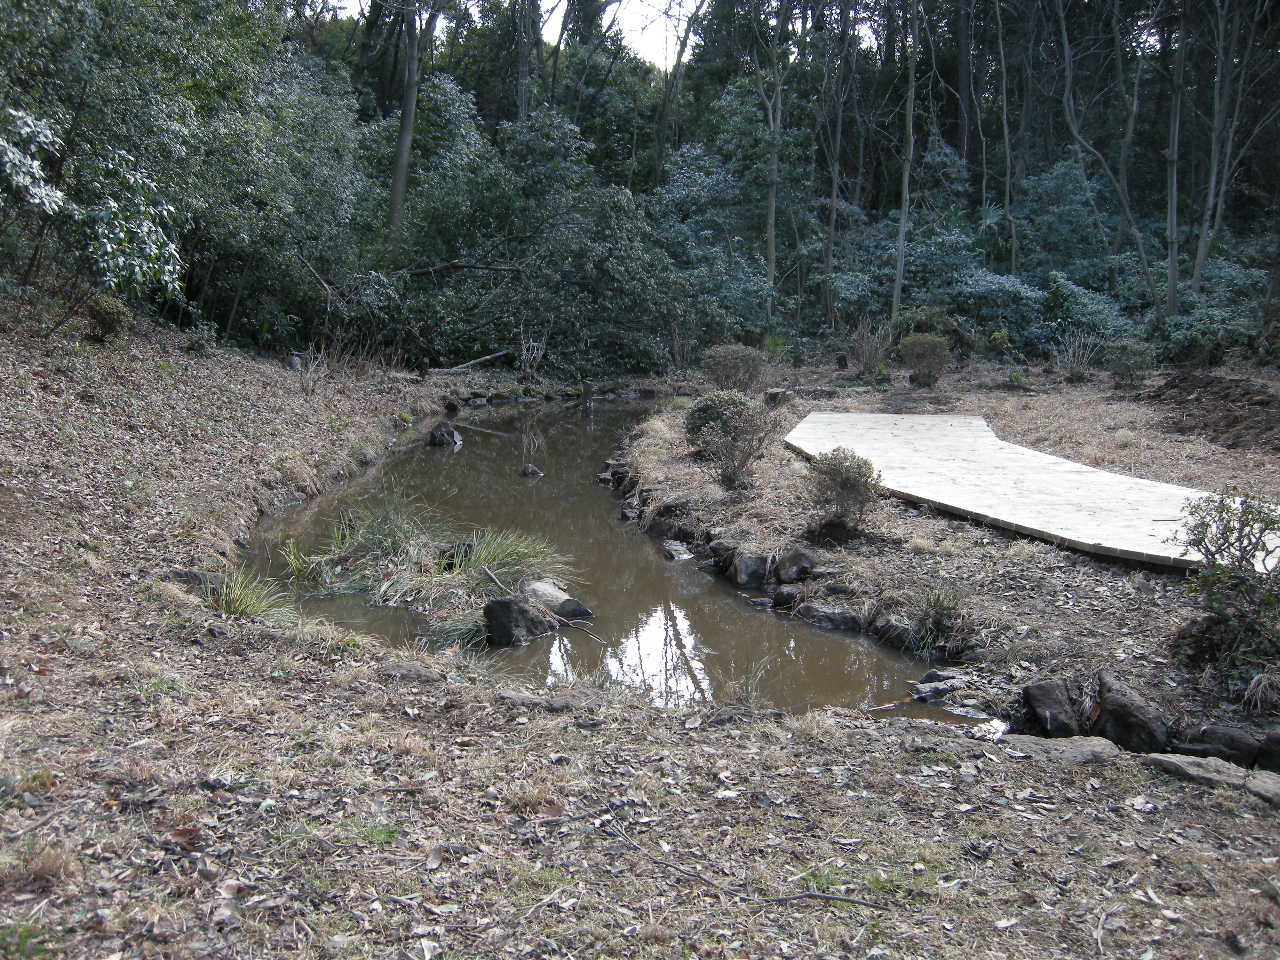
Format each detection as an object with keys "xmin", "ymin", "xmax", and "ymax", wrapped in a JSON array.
[
  {"xmin": 0, "ymin": 321, "xmax": 1276, "ymax": 958},
  {"xmin": 618, "ymin": 375, "xmax": 1280, "ymax": 774}
]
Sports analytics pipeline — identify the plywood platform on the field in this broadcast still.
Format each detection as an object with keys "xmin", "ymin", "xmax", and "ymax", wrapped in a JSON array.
[{"xmin": 785, "ymin": 412, "xmax": 1206, "ymax": 568}]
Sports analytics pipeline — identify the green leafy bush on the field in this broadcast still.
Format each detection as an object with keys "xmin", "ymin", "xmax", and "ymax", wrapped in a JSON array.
[
  {"xmin": 692, "ymin": 397, "xmax": 781, "ymax": 489},
  {"xmin": 701, "ymin": 343, "xmax": 767, "ymax": 392},
  {"xmin": 1175, "ymin": 488, "xmax": 1280, "ymax": 679},
  {"xmin": 84, "ymin": 293, "xmax": 132, "ymax": 340},
  {"xmin": 807, "ymin": 448, "xmax": 882, "ymax": 528},
  {"xmin": 898, "ymin": 332, "xmax": 950, "ymax": 387},
  {"xmin": 685, "ymin": 390, "xmax": 754, "ymax": 445}
]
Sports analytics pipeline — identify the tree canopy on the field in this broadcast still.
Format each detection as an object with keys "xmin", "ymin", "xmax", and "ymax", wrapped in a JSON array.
[{"xmin": 2, "ymin": 0, "xmax": 1278, "ymax": 373}]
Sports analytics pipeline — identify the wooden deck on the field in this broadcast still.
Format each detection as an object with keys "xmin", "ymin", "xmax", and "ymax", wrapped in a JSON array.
[{"xmin": 784, "ymin": 412, "xmax": 1210, "ymax": 568}]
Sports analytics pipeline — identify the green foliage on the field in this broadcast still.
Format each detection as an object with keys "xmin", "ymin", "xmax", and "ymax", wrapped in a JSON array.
[
  {"xmin": 1175, "ymin": 489, "xmax": 1280, "ymax": 678},
  {"xmin": 700, "ymin": 344, "xmax": 768, "ymax": 392},
  {"xmin": 84, "ymin": 293, "xmax": 131, "ymax": 340},
  {"xmin": 685, "ymin": 390, "xmax": 754, "ymax": 445},
  {"xmin": 807, "ymin": 448, "xmax": 882, "ymax": 527},
  {"xmin": 207, "ymin": 567, "xmax": 291, "ymax": 623},
  {"xmin": 185, "ymin": 320, "xmax": 218, "ymax": 354},
  {"xmin": 898, "ymin": 332, "xmax": 950, "ymax": 387}
]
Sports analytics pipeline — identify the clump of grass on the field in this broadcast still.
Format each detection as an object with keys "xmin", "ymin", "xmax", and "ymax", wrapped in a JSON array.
[
  {"xmin": 418, "ymin": 612, "xmax": 487, "ymax": 649},
  {"xmin": 292, "ymin": 507, "xmax": 571, "ymax": 617},
  {"xmin": 908, "ymin": 583, "xmax": 970, "ymax": 658},
  {"xmin": 207, "ymin": 566, "xmax": 292, "ymax": 622}
]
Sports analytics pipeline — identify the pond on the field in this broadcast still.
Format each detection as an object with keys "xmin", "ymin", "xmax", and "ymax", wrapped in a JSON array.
[{"xmin": 250, "ymin": 402, "xmax": 952, "ymax": 718}]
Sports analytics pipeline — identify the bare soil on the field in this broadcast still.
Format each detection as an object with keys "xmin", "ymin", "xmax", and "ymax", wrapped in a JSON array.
[
  {"xmin": 1, "ymin": 323, "xmax": 1277, "ymax": 959},
  {"xmin": 1140, "ymin": 371, "xmax": 1280, "ymax": 454}
]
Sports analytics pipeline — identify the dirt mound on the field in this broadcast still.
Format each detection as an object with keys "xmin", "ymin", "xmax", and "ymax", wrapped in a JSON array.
[{"xmin": 1140, "ymin": 372, "xmax": 1280, "ymax": 451}]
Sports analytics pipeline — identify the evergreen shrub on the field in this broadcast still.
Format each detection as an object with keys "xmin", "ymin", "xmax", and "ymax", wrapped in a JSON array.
[{"xmin": 899, "ymin": 332, "xmax": 950, "ymax": 387}]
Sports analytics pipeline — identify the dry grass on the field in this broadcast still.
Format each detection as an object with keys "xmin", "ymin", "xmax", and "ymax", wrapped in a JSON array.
[{"xmin": 0, "ymin": 325, "xmax": 1277, "ymax": 958}]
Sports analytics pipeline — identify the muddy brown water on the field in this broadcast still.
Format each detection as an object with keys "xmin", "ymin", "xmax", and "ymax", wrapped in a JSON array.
[{"xmin": 250, "ymin": 404, "xmax": 953, "ymax": 718}]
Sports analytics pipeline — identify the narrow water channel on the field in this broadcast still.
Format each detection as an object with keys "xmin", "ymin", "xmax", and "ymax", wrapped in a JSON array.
[{"xmin": 250, "ymin": 403, "xmax": 947, "ymax": 717}]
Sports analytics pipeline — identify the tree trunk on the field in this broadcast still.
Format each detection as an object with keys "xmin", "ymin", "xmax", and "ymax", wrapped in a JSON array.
[
  {"xmin": 890, "ymin": 0, "xmax": 917, "ymax": 326},
  {"xmin": 956, "ymin": 0, "xmax": 972, "ymax": 163},
  {"xmin": 654, "ymin": 0, "xmax": 708, "ymax": 183},
  {"xmin": 994, "ymin": 0, "xmax": 1017, "ymax": 274},
  {"xmin": 387, "ymin": 1, "xmax": 420, "ymax": 237},
  {"xmin": 1166, "ymin": 19, "xmax": 1186, "ymax": 317},
  {"xmin": 821, "ymin": 0, "xmax": 854, "ymax": 329},
  {"xmin": 1054, "ymin": 0, "xmax": 1160, "ymax": 315}
]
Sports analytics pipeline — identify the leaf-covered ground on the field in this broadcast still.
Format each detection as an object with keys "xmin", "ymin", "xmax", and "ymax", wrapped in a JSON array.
[{"xmin": 1, "ymin": 320, "xmax": 1277, "ymax": 958}]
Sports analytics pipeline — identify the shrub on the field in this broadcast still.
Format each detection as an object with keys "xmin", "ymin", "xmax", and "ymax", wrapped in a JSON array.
[
  {"xmin": 1175, "ymin": 488, "xmax": 1280, "ymax": 680},
  {"xmin": 701, "ymin": 343, "xmax": 768, "ymax": 392},
  {"xmin": 898, "ymin": 332, "xmax": 950, "ymax": 387},
  {"xmin": 1105, "ymin": 339, "xmax": 1155, "ymax": 389},
  {"xmin": 185, "ymin": 320, "xmax": 218, "ymax": 354},
  {"xmin": 685, "ymin": 390, "xmax": 753, "ymax": 445},
  {"xmin": 692, "ymin": 398, "xmax": 781, "ymax": 489},
  {"xmin": 84, "ymin": 293, "xmax": 132, "ymax": 340},
  {"xmin": 847, "ymin": 317, "xmax": 895, "ymax": 378},
  {"xmin": 807, "ymin": 448, "xmax": 881, "ymax": 528},
  {"xmin": 1054, "ymin": 329, "xmax": 1103, "ymax": 383}
]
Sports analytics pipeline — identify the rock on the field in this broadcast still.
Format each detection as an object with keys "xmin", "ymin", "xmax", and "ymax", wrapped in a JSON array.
[
  {"xmin": 483, "ymin": 597, "xmax": 555, "ymax": 646},
  {"xmin": 167, "ymin": 568, "xmax": 224, "ymax": 593},
  {"xmin": 920, "ymin": 669, "xmax": 962, "ymax": 684},
  {"xmin": 708, "ymin": 539, "xmax": 738, "ymax": 572},
  {"xmin": 771, "ymin": 584, "xmax": 803, "ymax": 609},
  {"xmin": 793, "ymin": 602, "xmax": 861, "ymax": 632},
  {"xmin": 730, "ymin": 552, "xmax": 773, "ymax": 590},
  {"xmin": 619, "ymin": 499, "xmax": 641, "ymax": 522},
  {"xmin": 1172, "ymin": 725, "xmax": 1262, "ymax": 767},
  {"xmin": 468, "ymin": 397, "xmax": 488, "ymax": 406},
  {"xmin": 821, "ymin": 582, "xmax": 857, "ymax": 596},
  {"xmin": 776, "ymin": 545, "xmax": 817, "ymax": 584},
  {"xmin": 662, "ymin": 540, "xmax": 694, "ymax": 562},
  {"xmin": 525, "ymin": 580, "xmax": 592, "ymax": 620},
  {"xmin": 1023, "ymin": 679, "xmax": 1080, "ymax": 738},
  {"xmin": 428, "ymin": 421, "xmax": 462, "ymax": 447},
  {"xmin": 835, "ymin": 353, "xmax": 849, "ymax": 370},
  {"xmin": 1141, "ymin": 753, "xmax": 1247, "ymax": 790},
  {"xmin": 1256, "ymin": 728, "xmax": 1280, "ymax": 772},
  {"xmin": 871, "ymin": 612, "xmax": 917, "ymax": 648},
  {"xmin": 442, "ymin": 397, "xmax": 461, "ymax": 416},
  {"xmin": 764, "ymin": 387, "xmax": 791, "ymax": 407},
  {"xmin": 1003, "ymin": 734, "xmax": 1121, "ymax": 765},
  {"xmin": 797, "ymin": 386, "xmax": 838, "ymax": 399},
  {"xmin": 913, "ymin": 678, "xmax": 966, "ymax": 701},
  {"xmin": 1090, "ymin": 670, "xmax": 1168, "ymax": 753},
  {"xmin": 380, "ymin": 661, "xmax": 445, "ymax": 683},
  {"xmin": 1244, "ymin": 769, "xmax": 1280, "ymax": 807},
  {"xmin": 520, "ymin": 463, "xmax": 544, "ymax": 478}
]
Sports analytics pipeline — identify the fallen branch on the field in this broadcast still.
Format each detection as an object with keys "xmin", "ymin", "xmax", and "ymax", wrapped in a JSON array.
[
  {"xmin": 444, "ymin": 350, "xmax": 511, "ymax": 372},
  {"xmin": 602, "ymin": 820, "xmax": 886, "ymax": 912}
]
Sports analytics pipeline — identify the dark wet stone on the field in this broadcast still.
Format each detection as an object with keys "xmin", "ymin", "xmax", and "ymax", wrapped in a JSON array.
[{"xmin": 1090, "ymin": 670, "xmax": 1168, "ymax": 753}]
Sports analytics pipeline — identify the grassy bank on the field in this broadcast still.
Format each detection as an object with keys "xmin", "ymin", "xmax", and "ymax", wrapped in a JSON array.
[{"xmin": 0, "ymin": 319, "xmax": 1277, "ymax": 958}]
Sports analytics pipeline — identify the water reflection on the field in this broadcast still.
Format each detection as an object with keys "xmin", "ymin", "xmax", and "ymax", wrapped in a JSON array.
[{"xmin": 250, "ymin": 403, "xmax": 945, "ymax": 717}]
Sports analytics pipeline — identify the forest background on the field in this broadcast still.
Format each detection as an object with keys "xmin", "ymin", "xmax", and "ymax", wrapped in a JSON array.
[{"xmin": 2, "ymin": 0, "xmax": 1277, "ymax": 378}]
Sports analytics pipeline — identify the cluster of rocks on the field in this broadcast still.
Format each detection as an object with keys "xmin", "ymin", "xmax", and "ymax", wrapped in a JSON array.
[
  {"xmin": 599, "ymin": 461, "xmax": 956, "ymax": 659},
  {"xmin": 1018, "ymin": 669, "xmax": 1280, "ymax": 804},
  {"xmin": 482, "ymin": 579, "xmax": 593, "ymax": 647}
]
